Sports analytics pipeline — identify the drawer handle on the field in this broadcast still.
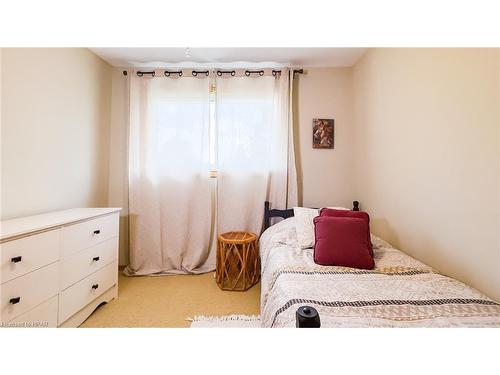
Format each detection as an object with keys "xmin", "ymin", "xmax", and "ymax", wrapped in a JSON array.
[
  {"xmin": 93, "ymin": 229, "xmax": 101, "ymax": 235},
  {"xmin": 92, "ymin": 284, "xmax": 99, "ymax": 290},
  {"xmin": 10, "ymin": 297, "xmax": 21, "ymax": 305},
  {"xmin": 92, "ymin": 256, "xmax": 100, "ymax": 262},
  {"xmin": 11, "ymin": 256, "xmax": 22, "ymax": 263}
]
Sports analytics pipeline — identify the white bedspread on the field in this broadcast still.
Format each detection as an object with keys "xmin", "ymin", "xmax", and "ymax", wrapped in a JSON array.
[{"xmin": 259, "ymin": 218, "xmax": 500, "ymax": 327}]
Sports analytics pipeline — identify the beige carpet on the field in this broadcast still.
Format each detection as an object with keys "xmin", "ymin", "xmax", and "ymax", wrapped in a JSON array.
[{"xmin": 80, "ymin": 271, "xmax": 261, "ymax": 328}]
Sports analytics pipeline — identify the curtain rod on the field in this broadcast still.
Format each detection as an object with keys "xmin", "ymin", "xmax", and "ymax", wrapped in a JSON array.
[{"xmin": 122, "ymin": 69, "xmax": 304, "ymax": 77}]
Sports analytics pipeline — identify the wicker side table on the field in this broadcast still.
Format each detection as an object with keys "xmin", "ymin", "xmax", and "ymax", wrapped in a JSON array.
[{"xmin": 216, "ymin": 231, "xmax": 260, "ymax": 291}]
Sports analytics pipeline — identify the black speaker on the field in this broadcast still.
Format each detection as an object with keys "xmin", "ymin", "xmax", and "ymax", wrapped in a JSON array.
[{"xmin": 296, "ymin": 306, "xmax": 321, "ymax": 328}]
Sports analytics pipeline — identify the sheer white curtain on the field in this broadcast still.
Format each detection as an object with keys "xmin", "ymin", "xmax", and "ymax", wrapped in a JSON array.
[
  {"xmin": 216, "ymin": 69, "xmax": 298, "ymax": 235},
  {"xmin": 124, "ymin": 75, "xmax": 215, "ymax": 275}
]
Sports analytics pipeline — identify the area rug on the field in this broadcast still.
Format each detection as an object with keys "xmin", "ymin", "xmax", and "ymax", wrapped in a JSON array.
[{"xmin": 188, "ymin": 315, "xmax": 261, "ymax": 328}]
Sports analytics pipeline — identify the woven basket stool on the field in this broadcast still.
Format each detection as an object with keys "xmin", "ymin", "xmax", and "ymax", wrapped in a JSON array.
[{"xmin": 216, "ymin": 231, "xmax": 260, "ymax": 291}]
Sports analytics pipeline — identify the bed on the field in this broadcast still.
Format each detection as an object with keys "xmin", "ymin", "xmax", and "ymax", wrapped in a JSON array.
[{"xmin": 259, "ymin": 201, "xmax": 500, "ymax": 327}]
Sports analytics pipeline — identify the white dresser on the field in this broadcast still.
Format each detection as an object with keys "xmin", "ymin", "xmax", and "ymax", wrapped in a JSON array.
[{"xmin": 0, "ymin": 208, "xmax": 121, "ymax": 327}]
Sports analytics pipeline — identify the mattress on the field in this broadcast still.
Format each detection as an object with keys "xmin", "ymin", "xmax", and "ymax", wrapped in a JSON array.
[{"xmin": 259, "ymin": 217, "xmax": 500, "ymax": 327}]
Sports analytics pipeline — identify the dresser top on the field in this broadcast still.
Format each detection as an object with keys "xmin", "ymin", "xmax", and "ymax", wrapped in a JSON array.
[{"xmin": 0, "ymin": 208, "xmax": 121, "ymax": 241}]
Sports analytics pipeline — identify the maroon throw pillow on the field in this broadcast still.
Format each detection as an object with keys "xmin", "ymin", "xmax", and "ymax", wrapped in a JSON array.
[
  {"xmin": 313, "ymin": 216, "xmax": 374, "ymax": 270},
  {"xmin": 320, "ymin": 207, "xmax": 370, "ymax": 222},
  {"xmin": 320, "ymin": 208, "xmax": 373, "ymax": 255}
]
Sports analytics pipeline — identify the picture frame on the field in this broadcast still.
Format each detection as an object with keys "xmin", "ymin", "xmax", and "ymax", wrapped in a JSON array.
[{"xmin": 312, "ymin": 118, "xmax": 334, "ymax": 149}]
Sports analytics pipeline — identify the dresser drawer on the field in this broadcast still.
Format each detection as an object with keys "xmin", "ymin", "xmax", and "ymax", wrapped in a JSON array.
[
  {"xmin": 58, "ymin": 260, "xmax": 118, "ymax": 324},
  {"xmin": 1, "ymin": 262, "xmax": 59, "ymax": 322},
  {"xmin": 61, "ymin": 213, "xmax": 119, "ymax": 257},
  {"xmin": 60, "ymin": 236, "xmax": 118, "ymax": 290},
  {"xmin": 7, "ymin": 295, "xmax": 58, "ymax": 327},
  {"xmin": 1, "ymin": 230, "xmax": 60, "ymax": 284}
]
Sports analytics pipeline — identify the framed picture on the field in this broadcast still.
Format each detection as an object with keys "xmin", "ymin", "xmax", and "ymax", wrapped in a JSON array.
[{"xmin": 312, "ymin": 118, "xmax": 334, "ymax": 149}]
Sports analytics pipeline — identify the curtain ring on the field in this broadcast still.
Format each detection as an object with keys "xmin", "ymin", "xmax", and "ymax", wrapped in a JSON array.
[
  {"xmin": 136, "ymin": 71, "xmax": 155, "ymax": 77},
  {"xmin": 245, "ymin": 70, "xmax": 265, "ymax": 77},
  {"xmin": 192, "ymin": 70, "xmax": 209, "ymax": 77},
  {"xmin": 217, "ymin": 70, "xmax": 235, "ymax": 77},
  {"xmin": 164, "ymin": 71, "xmax": 183, "ymax": 77}
]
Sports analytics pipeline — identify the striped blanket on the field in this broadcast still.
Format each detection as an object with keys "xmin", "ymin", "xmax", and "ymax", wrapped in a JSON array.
[{"xmin": 259, "ymin": 218, "xmax": 500, "ymax": 327}]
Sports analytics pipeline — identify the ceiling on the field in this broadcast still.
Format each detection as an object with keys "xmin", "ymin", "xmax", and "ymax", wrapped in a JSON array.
[{"xmin": 90, "ymin": 48, "xmax": 367, "ymax": 68}]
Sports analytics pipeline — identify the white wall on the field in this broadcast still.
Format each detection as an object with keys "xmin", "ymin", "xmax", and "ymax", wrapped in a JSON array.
[
  {"xmin": 353, "ymin": 48, "xmax": 500, "ymax": 301},
  {"xmin": 497, "ymin": 50, "xmax": 500, "ymax": 300},
  {"xmin": 1, "ymin": 48, "xmax": 112, "ymax": 219},
  {"xmin": 295, "ymin": 68, "xmax": 355, "ymax": 208}
]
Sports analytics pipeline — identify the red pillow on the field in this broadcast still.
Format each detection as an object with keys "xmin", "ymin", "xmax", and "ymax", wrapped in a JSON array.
[
  {"xmin": 313, "ymin": 216, "xmax": 374, "ymax": 269},
  {"xmin": 320, "ymin": 207, "xmax": 370, "ymax": 221},
  {"xmin": 320, "ymin": 208, "xmax": 373, "ymax": 255}
]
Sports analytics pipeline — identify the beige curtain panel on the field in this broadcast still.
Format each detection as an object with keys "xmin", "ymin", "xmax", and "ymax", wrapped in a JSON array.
[{"xmin": 125, "ymin": 68, "xmax": 297, "ymax": 276}]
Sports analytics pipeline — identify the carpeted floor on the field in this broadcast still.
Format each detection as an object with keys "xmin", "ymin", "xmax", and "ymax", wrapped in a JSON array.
[{"xmin": 80, "ymin": 271, "xmax": 261, "ymax": 328}]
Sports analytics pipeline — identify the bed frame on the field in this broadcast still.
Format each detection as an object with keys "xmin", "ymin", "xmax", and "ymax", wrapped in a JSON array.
[{"xmin": 263, "ymin": 200, "xmax": 360, "ymax": 233}]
